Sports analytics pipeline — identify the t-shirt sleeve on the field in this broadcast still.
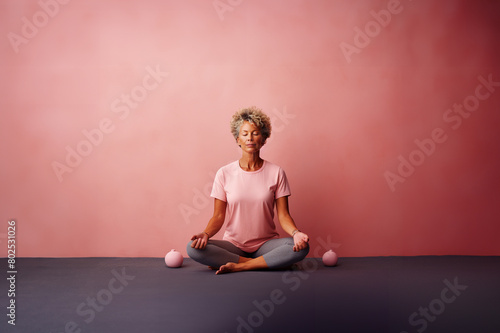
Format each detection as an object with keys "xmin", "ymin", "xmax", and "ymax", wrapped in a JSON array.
[
  {"xmin": 275, "ymin": 167, "xmax": 291, "ymax": 199},
  {"xmin": 210, "ymin": 168, "xmax": 227, "ymax": 202}
]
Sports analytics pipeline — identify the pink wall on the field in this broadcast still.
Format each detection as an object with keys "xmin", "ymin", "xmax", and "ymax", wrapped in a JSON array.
[{"xmin": 1, "ymin": 0, "xmax": 499, "ymax": 258}]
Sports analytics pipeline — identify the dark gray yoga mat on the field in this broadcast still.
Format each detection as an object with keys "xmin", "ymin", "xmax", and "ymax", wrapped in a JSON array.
[{"xmin": 1, "ymin": 256, "xmax": 499, "ymax": 333}]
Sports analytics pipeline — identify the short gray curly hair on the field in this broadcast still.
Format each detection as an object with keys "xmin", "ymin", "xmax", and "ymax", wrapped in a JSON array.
[{"xmin": 230, "ymin": 106, "xmax": 272, "ymax": 142}]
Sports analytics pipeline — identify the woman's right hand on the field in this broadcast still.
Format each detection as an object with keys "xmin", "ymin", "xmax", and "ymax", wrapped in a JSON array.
[{"xmin": 190, "ymin": 232, "xmax": 209, "ymax": 250}]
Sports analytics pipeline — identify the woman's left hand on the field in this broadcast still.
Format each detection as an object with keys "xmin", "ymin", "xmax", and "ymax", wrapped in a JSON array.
[{"xmin": 292, "ymin": 232, "xmax": 309, "ymax": 252}]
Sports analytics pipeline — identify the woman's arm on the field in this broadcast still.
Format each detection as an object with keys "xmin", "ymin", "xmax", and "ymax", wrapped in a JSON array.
[
  {"xmin": 190, "ymin": 198, "xmax": 226, "ymax": 249},
  {"xmin": 276, "ymin": 196, "xmax": 309, "ymax": 251}
]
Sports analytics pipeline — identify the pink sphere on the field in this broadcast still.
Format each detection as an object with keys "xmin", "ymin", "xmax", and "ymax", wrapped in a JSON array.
[
  {"xmin": 322, "ymin": 250, "xmax": 338, "ymax": 266},
  {"xmin": 165, "ymin": 249, "xmax": 183, "ymax": 268}
]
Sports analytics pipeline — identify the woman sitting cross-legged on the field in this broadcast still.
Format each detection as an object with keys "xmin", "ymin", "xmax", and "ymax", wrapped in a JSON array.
[{"xmin": 186, "ymin": 106, "xmax": 309, "ymax": 274}]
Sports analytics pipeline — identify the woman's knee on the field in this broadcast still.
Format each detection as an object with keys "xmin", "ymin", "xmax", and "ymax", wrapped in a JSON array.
[
  {"xmin": 186, "ymin": 240, "xmax": 203, "ymax": 259},
  {"xmin": 296, "ymin": 244, "xmax": 309, "ymax": 260},
  {"xmin": 284, "ymin": 238, "xmax": 310, "ymax": 259}
]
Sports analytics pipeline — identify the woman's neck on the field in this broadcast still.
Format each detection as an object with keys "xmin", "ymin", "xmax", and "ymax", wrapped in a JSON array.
[{"xmin": 239, "ymin": 153, "xmax": 263, "ymax": 171}]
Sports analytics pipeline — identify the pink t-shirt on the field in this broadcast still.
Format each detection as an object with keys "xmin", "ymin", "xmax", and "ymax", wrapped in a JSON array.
[{"xmin": 210, "ymin": 160, "xmax": 291, "ymax": 252}]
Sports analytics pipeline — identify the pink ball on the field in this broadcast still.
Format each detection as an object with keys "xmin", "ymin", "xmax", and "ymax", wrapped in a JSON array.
[
  {"xmin": 165, "ymin": 249, "xmax": 183, "ymax": 268},
  {"xmin": 322, "ymin": 250, "xmax": 338, "ymax": 266}
]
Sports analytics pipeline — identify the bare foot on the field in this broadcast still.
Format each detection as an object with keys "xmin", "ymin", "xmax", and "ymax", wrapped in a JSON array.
[{"xmin": 216, "ymin": 262, "xmax": 242, "ymax": 275}]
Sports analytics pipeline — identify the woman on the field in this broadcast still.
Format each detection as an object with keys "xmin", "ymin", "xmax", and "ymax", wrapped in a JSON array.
[{"xmin": 187, "ymin": 107, "xmax": 309, "ymax": 274}]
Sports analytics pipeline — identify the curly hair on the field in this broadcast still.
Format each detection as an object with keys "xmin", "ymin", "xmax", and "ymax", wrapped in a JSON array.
[{"xmin": 230, "ymin": 106, "xmax": 272, "ymax": 142}]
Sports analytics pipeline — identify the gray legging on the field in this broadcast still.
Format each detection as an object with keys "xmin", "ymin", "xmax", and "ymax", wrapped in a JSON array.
[{"xmin": 186, "ymin": 237, "xmax": 309, "ymax": 269}]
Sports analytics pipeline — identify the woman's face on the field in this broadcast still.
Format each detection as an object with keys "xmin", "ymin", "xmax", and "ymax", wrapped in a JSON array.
[{"xmin": 237, "ymin": 121, "xmax": 265, "ymax": 152}]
